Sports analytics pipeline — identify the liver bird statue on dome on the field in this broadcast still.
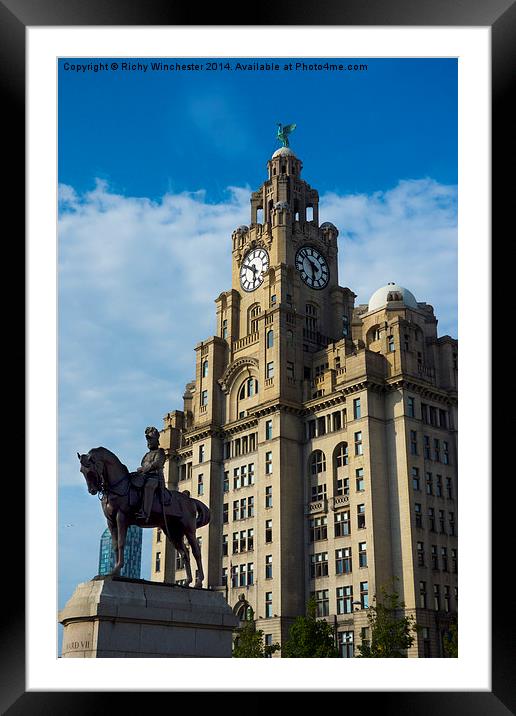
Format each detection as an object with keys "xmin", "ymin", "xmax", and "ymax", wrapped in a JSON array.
[{"xmin": 276, "ymin": 122, "xmax": 296, "ymax": 147}]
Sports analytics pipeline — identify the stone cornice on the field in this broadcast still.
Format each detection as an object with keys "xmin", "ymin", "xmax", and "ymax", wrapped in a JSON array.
[{"xmin": 387, "ymin": 378, "xmax": 458, "ymax": 405}]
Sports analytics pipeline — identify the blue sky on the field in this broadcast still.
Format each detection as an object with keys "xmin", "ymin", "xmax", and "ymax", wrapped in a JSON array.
[{"xmin": 58, "ymin": 57, "xmax": 457, "ymax": 636}]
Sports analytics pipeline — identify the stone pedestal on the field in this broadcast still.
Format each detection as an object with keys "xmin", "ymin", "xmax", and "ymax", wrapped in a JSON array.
[{"xmin": 59, "ymin": 576, "xmax": 239, "ymax": 658}]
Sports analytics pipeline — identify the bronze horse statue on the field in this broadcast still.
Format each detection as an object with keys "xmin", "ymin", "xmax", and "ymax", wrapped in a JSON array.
[{"xmin": 78, "ymin": 447, "xmax": 210, "ymax": 588}]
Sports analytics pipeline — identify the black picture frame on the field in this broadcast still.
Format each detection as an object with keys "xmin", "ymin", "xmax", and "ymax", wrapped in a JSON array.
[{"xmin": 5, "ymin": 0, "xmax": 513, "ymax": 712}]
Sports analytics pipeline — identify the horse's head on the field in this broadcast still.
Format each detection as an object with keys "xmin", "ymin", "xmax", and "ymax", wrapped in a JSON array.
[{"xmin": 77, "ymin": 451, "xmax": 104, "ymax": 495}]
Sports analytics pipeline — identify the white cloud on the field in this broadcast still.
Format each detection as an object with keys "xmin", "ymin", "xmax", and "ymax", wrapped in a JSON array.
[
  {"xmin": 59, "ymin": 177, "xmax": 457, "ymax": 489},
  {"xmin": 320, "ymin": 178, "xmax": 458, "ymax": 336}
]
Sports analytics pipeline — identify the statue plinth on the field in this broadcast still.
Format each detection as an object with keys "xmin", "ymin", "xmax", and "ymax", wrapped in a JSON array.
[{"xmin": 59, "ymin": 576, "xmax": 238, "ymax": 658}]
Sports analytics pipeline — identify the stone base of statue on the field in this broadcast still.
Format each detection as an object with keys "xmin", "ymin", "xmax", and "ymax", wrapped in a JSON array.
[{"xmin": 59, "ymin": 576, "xmax": 239, "ymax": 658}]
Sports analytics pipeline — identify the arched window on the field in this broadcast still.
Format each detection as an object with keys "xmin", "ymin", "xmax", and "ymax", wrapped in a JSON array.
[
  {"xmin": 305, "ymin": 303, "xmax": 318, "ymax": 333},
  {"xmin": 202, "ymin": 360, "xmax": 209, "ymax": 377},
  {"xmin": 267, "ymin": 329, "xmax": 274, "ymax": 348},
  {"xmin": 335, "ymin": 442, "xmax": 349, "ymax": 468},
  {"xmin": 311, "ymin": 450, "xmax": 326, "ymax": 475}
]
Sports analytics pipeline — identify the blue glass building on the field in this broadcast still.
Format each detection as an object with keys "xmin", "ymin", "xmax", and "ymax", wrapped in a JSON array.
[{"xmin": 98, "ymin": 525, "xmax": 142, "ymax": 578}]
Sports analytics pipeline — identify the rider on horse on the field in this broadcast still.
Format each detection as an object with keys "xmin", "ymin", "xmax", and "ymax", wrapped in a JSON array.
[{"xmin": 134, "ymin": 426, "xmax": 166, "ymax": 522}]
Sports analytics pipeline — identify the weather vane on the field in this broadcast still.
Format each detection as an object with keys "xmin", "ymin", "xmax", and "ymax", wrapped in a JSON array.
[{"xmin": 276, "ymin": 122, "xmax": 296, "ymax": 148}]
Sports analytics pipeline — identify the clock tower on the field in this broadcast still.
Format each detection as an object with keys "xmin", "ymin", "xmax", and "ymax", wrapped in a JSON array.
[{"xmin": 152, "ymin": 137, "xmax": 458, "ymax": 658}]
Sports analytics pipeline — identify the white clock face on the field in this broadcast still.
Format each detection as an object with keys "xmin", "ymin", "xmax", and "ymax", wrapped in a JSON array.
[
  {"xmin": 240, "ymin": 248, "xmax": 270, "ymax": 292},
  {"xmin": 295, "ymin": 246, "xmax": 329, "ymax": 289}
]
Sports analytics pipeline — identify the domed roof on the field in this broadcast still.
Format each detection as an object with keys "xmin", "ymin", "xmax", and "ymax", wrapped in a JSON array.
[
  {"xmin": 272, "ymin": 146, "xmax": 296, "ymax": 159},
  {"xmin": 368, "ymin": 283, "xmax": 418, "ymax": 312}
]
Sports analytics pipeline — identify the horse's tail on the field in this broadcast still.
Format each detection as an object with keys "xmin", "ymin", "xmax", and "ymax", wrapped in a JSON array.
[{"xmin": 191, "ymin": 498, "xmax": 210, "ymax": 529}]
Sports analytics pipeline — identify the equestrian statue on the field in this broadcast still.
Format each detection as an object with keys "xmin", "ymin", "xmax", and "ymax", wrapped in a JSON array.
[{"xmin": 78, "ymin": 426, "xmax": 210, "ymax": 588}]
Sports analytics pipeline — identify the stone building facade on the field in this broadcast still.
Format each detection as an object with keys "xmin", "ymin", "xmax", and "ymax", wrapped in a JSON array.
[{"xmin": 150, "ymin": 145, "xmax": 458, "ymax": 657}]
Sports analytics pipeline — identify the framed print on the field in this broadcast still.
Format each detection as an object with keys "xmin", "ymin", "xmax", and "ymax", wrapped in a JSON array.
[{"xmin": 5, "ymin": 0, "xmax": 514, "ymax": 712}]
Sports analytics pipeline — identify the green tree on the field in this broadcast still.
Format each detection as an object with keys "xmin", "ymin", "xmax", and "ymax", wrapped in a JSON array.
[
  {"xmin": 443, "ymin": 619, "xmax": 458, "ymax": 658},
  {"xmin": 356, "ymin": 583, "xmax": 418, "ymax": 658},
  {"xmin": 232, "ymin": 614, "xmax": 280, "ymax": 658},
  {"xmin": 282, "ymin": 597, "xmax": 339, "ymax": 658}
]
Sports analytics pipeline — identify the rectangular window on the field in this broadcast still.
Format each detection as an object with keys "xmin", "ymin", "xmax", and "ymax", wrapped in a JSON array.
[
  {"xmin": 433, "ymin": 584, "xmax": 441, "ymax": 611},
  {"xmin": 265, "ymin": 451, "xmax": 273, "ymax": 474},
  {"xmin": 335, "ymin": 511, "xmax": 350, "ymax": 537},
  {"xmin": 265, "ymin": 419, "xmax": 273, "ymax": 440},
  {"xmin": 313, "ymin": 589, "xmax": 329, "ymax": 617},
  {"xmin": 338, "ymin": 630, "xmax": 354, "ymax": 658},
  {"xmin": 233, "ymin": 500, "xmax": 239, "ymax": 521},
  {"xmin": 336, "ymin": 586, "xmax": 353, "ymax": 615},
  {"xmin": 357, "ymin": 504, "xmax": 366, "ymax": 529},
  {"xmin": 248, "ymin": 463, "xmax": 255, "ymax": 485},
  {"xmin": 224, "ymin": 442, "xmax": 231, "ymax": 459},
  {"xmin": 266, "ymin": 361, "xmax": 274, "ymax": 379},
  {"xmin": 335, "ymin": 547, "xmax": 352, "ymax": 575},
  {"xmin": 310, "ymin": 552, "xmax": 329, "ymax": 578},
  {"xmin": 223, "ymin": 503, "xmax": 228, "ymax": 524},
  {"xmin": 239, "ymin": 564, "xmax": 247, "ymax": 587},
  {"xmin": 155, "ymin": 551, "xmax": 161, "ymax": 573},
  {"xmin": 446, "ymin": 477, "xmax": 453, "ymax": 499},
  {"xmin": 223, "ymin": 471, "xmax": 229, "ymax": 493},
  {"xmin": 449, "ymin": 512, "xmax": 455, "ymax": 536},
  {"xmin": 421, "ymin": 403, "xmax": 429, "ymax": 424},
  {"xmin": 426, "ymin": 472, "xmax": 433, "ymax": 495},
  {"xmin": 231, "ymin": 565, "xmax": 238, "ymax": 588},
  {"xmin": 311, "ymin": 484, "xmax": 327, "ymax": 502},
  {"xmin": 359, "ymin": 542, "xmax": 367, "ymax": 567},
  {"xmin": 412, "ymin": 467, "xmax": 420, "ymax": 491},
  {"xmin": 265, "ymin": 592, "xmax": 273, "ymax": 618},
  {"xmin": 444, "ymin": 585, "xmax": 450, "ymax": 612},
  {"xmin": 247, "ymin": 562, "xmax": 254, "ymax": 586},
  {"xmin": 265, "ymin": 519, "xmax": 273, "ymax": 543},
  {"xmin": 436, "ymin": 475, "xmax": 443, "ymax": 497},
  {"xmin": 222, "ymin": 534, "xmax": 228, "ymax": 556},
  {"xmin": 360, "ymin": 581, "xmax": 369, "ymax": 609},
  {"xmin": 240, "ymin": 464, "xmax": 248, "ymax": 487},
  {"xmin": 265, "ymin": 554, "xmax": 273, "ymax": 579},
  {"xmin": 424, "ymin": 435, "xmax": 431, "ymax": 459},
  {"xmin": 265, "ymin": 485, "xmax": 273, "ymax": 508},
  {"xmin": 247, "ymin": 528, "xmax": 254, "ymax": 552},
  {"xmin": 287, "ymin": 361, "xmax": 295, "ymax": 379},
  {"xmin": 353, "ymin": 398, "xmax": 361, "ymax": 420},
  {"xmin": 197, "ymin": 474, "xmax": 204, "ymax": 496},
  {"xmin": 415, "ymin": 503, "xmax": 422, "ymax": 528},
  {"xmin": 422, "ymin": 627, "xmax": 431, "ymax": 657},
  {"xmin": 247, "ymin": 496, "xmax": 254, "ymax": 518},
  {"xmin": 156, "ymin": 528, "xmax": 162, "ymax": 543},
  {"xmin": 434, "ymin": 438, "xmax": 441, "ymax": 462},
  {"xmin": 233, "ymin": 467, "xmax": 240, "ymax": 490},
  {"xmin": 388, "ymin": 335, "xmax": 395, "ymax": 352},
  {"xmin": 410, "ymin": 430, "xmax": 418, "ymax": 455},
  {"xmin": 431, "ymin": 545, "xmax": 439, "ymax": 570},
  {"xmin": 419, "ymin": 581, "xmax": 427, "ymax": 608},
  {"xmin": 354, "ymin": 431, "xmax": 363, "ymax": 455},
  {"xmin": 336, "ymin": 476, "xmax": 349, "ymax": 497},
  {"xmin": 439, "ymin": 409, "xmax": 448, "ymax": 429},
  {"xmin": 317, "ymin": 416, "xmax": 326, "ymax": 436},
  {"xmin": 239, "ymin": 530, "xmax": 247, "ymax": 553},
  {"xmin": 356, "ymin": 467, "xmax": 365, "ymax": 492},
  {"xmin": 407, "ymin": 396, "xmax": 416, "ymax": 417},
  {"xmin": 332, "ymin": 411, "xmax": 342, "ymax": 431},
  {"xmin": 222, "ymin": 567, "xmax": 228, "ymax": 587},
  {"xmin": 222, "ymin": 319, "xmax": 228, "ymax": 339},
  {"xmin": 441, "ymin": 546, "xmax": 448, "ymax": 572},
  {"xmin": 310, "ymin": 516, "xmax": 328, "ymax": 542},
  {"xmin": 199, "ymin": 444, "xmax": 205, "ymax": 463},
  {"xmin": 439, "ymin": 510, "xmax": 446, "ymax": 534},
  {"xmin": 443, "ymin": 441, "xmax": 450, "ymax": 465},
  {"xmin": 428, "ymin": 507, "xmax": 436, "ymax": 532},
  {"xmin": 200, "ymin": 390, "xmax": 208, "ymax": 407},
  {"xmin": 232, "ymin": 532, "xmax": 239, "ymax": 554},
  {"xmin": 451, "ymin": 549, "xmax": 457, "ymax": 573},
  {"xmin": 417, "ymin": 541, "xmax": 425, "ymax": 566}
]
